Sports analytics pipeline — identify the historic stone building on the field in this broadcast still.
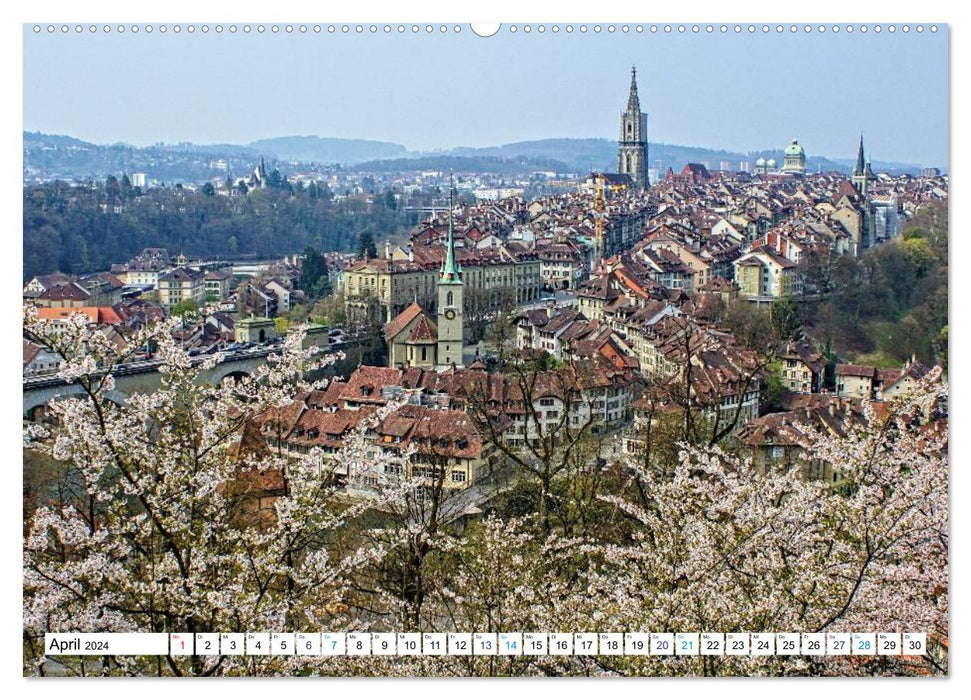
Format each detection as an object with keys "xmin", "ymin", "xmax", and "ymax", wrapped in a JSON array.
[
  {"xmin": 781, "ymin": 139, "xmax": 807, "ymax": 174},
  {"xmin": 618, "ymin": 67, "xmax": 649, "ymax": 190},
  {"xmin": 385, "ymin": 199, "xmax": 467, "ymax": 370},
  {"xmin": 345, "ymin": 231, "xmax": 541, "ymax": 326}
]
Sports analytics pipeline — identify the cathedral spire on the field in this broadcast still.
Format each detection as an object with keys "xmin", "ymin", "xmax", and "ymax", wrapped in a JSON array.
[
  {"xmin": 440, "ymin": 175, "xmax": 462, "ymax": 284},
  {"xmin": 855, "ymin": 134, "xmax": 866, "ymax": 176},
  {"xmin": 627, "ymin": 65, "xmax": 641, "ymax": 113},
  {"xmin": 619, "ymin": 66, "xmax": 649, "ymax": 189}
]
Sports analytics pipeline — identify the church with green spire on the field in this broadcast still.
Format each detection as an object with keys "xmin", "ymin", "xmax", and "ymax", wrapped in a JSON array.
[
  {"xmin": 383, "ymin": 185, "xmax": 466, "ymax": 371},
  {"xmin": 436, "ymin": 191, "xmax": 464, "ymax": 368}
]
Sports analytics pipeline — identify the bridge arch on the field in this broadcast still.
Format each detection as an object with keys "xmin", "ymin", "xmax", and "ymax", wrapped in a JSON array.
[
  {"xmin": 23, "ymin": 387, "xmax": 128, "ymax": 422},
  {"xmin": 216, "ymin": 369, "xmax": 252, "ymax": 386}
]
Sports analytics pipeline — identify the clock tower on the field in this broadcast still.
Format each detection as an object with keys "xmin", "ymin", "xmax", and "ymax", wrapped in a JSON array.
[{"xmin": 437, "ymin": 184, "xmax": 464, "ymax": 368}]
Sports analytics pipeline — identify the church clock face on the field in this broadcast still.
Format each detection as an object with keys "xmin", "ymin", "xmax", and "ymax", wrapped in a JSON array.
[{"xmin": 444, "ymin": 309, "xmax": 456, "ymax": 320}]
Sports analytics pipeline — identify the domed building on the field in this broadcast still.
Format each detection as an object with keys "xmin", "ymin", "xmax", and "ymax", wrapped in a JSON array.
[
  {"xmin": 753, "ymin": 156, "xmax": 768, "ymax": 176},
  {"xmin": 781, "ymin": 139, "xmax": 806, "ymax": 174}
]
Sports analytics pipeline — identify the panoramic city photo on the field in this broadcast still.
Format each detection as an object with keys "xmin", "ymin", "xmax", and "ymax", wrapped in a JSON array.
[{"xmin": 22, "ymin": 21, "xmax": 948, "ymax": 677}]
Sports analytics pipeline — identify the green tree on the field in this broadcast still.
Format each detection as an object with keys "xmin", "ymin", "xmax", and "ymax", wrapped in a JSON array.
[
  {"xmin": 288, "ymin": 303, "xmax": 310, "ymax": 325},
  {"xmin": 299, "ymin": 247, "xmax": 328, "ymax": 297},
  {"xmin": 936, "ymin": 324, "xmax": 948, "ymax": 369},
  {"xmin": 760, "ymin": 360, "xmax": 788, "ymax": 415},
  {"xmin": 202, "ymin": 182, "xmax": 216, "ymax": 197},
  {"xmin": 171, "ymin": 298, "xmax": 199, "ymax": 318},
  {"xmin": 770, "ymin": 296, "xmax": 802, "ymax": 342},
  {"xmin": 312, "ymin": 292, "xmax": 347, "ymax": 328},
  {"xmin": 312, "ymin": 275, "xmax": 333, "ymax": 299},
  {"xmin": 822, "ymin": 336, "xmax": 838, "ymax": 390},
  {"xmin": 357, "ymin": 230, "xmax": 377, "ymax": 260},
  {"xmin": 105, "ymin": 175, "xmax": 120, "ymax": 199},
  {"xmin": 900, "ymin": 236, "xmax": 936, "ymax": 277}
]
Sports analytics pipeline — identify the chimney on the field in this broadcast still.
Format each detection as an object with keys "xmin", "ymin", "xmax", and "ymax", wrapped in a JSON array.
[{"xmin": 385, "ymin": 239, "xmax": 392, "ymax": 260}]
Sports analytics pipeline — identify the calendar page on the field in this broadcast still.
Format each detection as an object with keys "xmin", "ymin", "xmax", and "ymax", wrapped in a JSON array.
[{"xmin": 19, "ymin": 1, "xmax": 950, "ymax": 683}]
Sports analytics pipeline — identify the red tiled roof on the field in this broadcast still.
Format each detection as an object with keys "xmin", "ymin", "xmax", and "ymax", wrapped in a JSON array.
[
  {"xmin": 23, "ymin": 339, "xmax": 41, "ymax": 367},
  {"xmin": 35, "ymin": 307, "xmax": 123, "ymax": 325},
  {"xmin": 837, "ymin": 364, "xmax": 876, "ymax": 378},
  {"xmin": 339, "ymin": 366, "xmax": 404, "ymax": 403},
  {"xmin": 38, "ymin": 282, "xmax": 91, "ymax": 302},
  {"xmin": 384, "ymin": 302, "xmax": 425, "ymax": 341},
  {"xmin": 407, "ymin": 314, "xmax": 438, "ymax": 343}
]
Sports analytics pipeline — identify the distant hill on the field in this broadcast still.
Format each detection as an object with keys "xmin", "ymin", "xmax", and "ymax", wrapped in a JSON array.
[
  {"xmin": 23, "ymin": 131, "xmax": 96, "ymax": 150},
  {"xmin": 23, "ymin": 132, "xmax": 264, "ymax": 183},
  {"xmin": 351, "ymin": 154, "xmax": 572, "ymax": 176},
  {"xmin": 440, "ymin": 138, "xmax": 613, "ymax": 172},
  {"xmin": 248, "ymin": 135, "xmax": 408, "ymax": 164},
  {"xmin": 23, "ymin": 131, "xmax": 925, "ymax": 183},
  {"xmin": 437, "ymin": 137, "xmax": 922, "ymax": 176}
]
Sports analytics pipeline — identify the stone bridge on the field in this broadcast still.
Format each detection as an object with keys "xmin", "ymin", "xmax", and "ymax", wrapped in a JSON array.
[{"xmin": 23, "ymin": 350, "xmax": 270, "ymax": 420}]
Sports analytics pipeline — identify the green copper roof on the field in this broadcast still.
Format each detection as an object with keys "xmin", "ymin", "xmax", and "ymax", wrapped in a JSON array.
[
  {"xmin": 439, "ymin": 180, "xmax": 463, "ymax": 285},
  {"xmin": 784, "ymin": 139, "xmax": 805, "ymax": 156}
]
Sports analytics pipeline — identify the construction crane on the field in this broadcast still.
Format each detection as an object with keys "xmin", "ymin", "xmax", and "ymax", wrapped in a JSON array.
[{"xmin": 593, "ymin": 172, "xmax": 605, "ymax": 271}]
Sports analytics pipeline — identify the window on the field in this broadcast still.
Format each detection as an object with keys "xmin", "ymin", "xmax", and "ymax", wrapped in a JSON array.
[
  {"xmin": 446, "ymin": 291, "xmax": 454, "ymax": 306},
  {"xmin": 452, "ymin": 470, "xmax": 466, "ymax": 483}
]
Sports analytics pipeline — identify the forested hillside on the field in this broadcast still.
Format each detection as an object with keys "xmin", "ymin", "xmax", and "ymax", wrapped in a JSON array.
[
  {"xmin": 23, "ymin": 178, "xmax": 408, "ymax": 280},
  {"xmin": 801, "ymin": 201, "xmax": 948, "ymax": 368}
]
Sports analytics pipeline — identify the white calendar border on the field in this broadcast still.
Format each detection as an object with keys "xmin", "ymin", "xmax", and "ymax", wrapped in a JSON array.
[{"xmin": 7, "ymin": 0, "xmax": 962, "ymax": 699}]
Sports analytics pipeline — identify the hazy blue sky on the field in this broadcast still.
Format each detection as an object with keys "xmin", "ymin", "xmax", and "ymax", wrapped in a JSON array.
[{"xmin": 23, "ymin": 24, "xmax": 948, "ymax": 167}]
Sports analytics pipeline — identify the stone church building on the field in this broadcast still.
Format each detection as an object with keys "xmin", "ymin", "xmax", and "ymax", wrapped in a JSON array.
[{"xmin": 385, "ymin": 200, "xmax": 466, "ymax": 370}]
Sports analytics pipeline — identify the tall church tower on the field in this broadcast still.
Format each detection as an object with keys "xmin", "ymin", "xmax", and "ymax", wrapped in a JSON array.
[
  {"xmin": 618, "ymin": 66, "xmax": 649, "ymax": 189},
  {"xmin": 852, "ymin": 134, "xmax": 871, "ymax": 197},
  {"xmin": 851, "ymin": 134, "xmax": 877, "ymax": 249},
  {"xmin": 437, "ymin": 183, "xmax": 464, "ymax": 368}
]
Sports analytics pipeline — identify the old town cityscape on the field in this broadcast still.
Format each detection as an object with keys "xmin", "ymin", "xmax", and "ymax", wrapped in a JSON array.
[{"xmin": 22, "ymin": 66, "xmax": 948, "ymax": 677}]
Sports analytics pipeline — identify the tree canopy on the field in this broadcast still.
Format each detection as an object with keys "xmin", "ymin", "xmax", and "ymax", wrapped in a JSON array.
[
  {"xmin": 23, "ymin": 180, "xmax": 409, "ymax": 282},
  {"xmin": 22, "ymin": 307, "xmax": 948, "ymax": 676}
]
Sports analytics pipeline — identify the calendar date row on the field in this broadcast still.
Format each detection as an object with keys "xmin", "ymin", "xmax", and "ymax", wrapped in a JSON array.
[{"xmin": 46, "ymin": 632, "xmax": 927, "ymax": 658}]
